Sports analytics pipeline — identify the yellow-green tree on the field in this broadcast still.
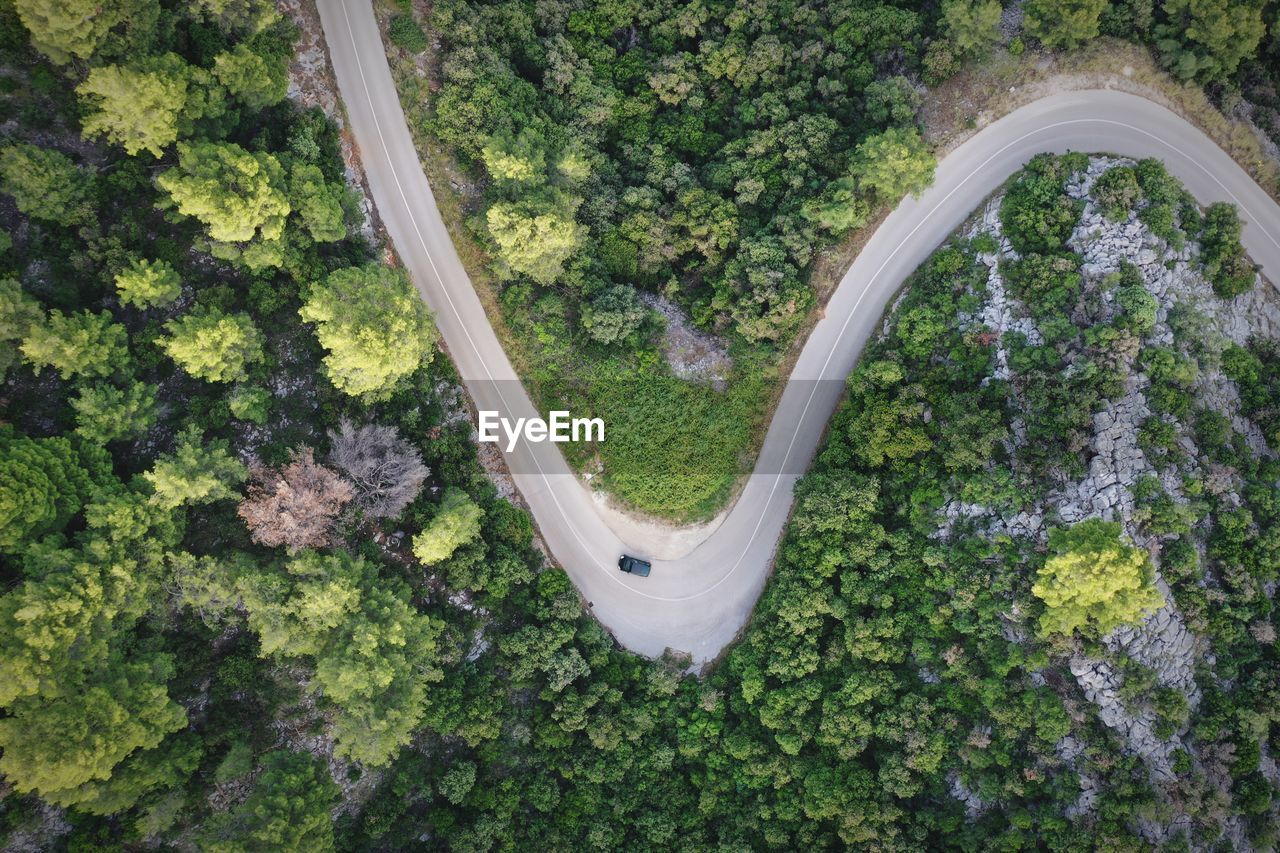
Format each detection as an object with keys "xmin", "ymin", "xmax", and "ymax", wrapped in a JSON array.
[
  {"xmin": 78, "ymin": 63, "xmax": 188, "ymax": 157},
  {"xmin": 412, "ymin": 488, "xmax": 484, "ymax": 564},
  {"xmin": 144, "ymin": 427, "xmax": 247, "ymax": 509},
  {"xmin": 159, "ymin": 306, "xmax": 263, "ymax": 383},
  {"xmin": 156, "ymin": 141, "xmax": 290, "ymax": 246},
  {"xmin": 21, "ymin": 309, "xmax": 130, "ymax": 380},
  {"xmin": 1033, "ymin": 519, "xmax": 1165, "ymax": 637},
  {"xmin": 115, "ymin": 258, "xmax": 182, "ymax": 308},
  {"xmin": 299, "ymin": 265, "xmax": 436, "ymax": 401}
]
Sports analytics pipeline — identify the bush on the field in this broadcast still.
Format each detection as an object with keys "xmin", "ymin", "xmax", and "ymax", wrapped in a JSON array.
[
  {"xmin": 1000, "ymin": 154, "xmax": 1085, "ymax": 254},
  {"xmin": 1092, "ymin": 166, "xmax": 1142, "ymax": 221},
  {"xmin": 1198, "ymin": 203, "xmax": 1256, "ymax": 298},
  {"xmin": 388, "ymin": 16, "xmax": 428, "ymax": 53}
]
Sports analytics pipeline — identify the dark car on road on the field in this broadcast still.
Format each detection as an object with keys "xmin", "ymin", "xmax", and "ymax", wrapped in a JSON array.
[{"xmin": 618, "ymin": 555, "xmax": 651, "ymax": 577}]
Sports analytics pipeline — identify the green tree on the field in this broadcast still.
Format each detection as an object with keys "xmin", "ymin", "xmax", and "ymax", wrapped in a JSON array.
[
  {"xmin": 850, "ymin": 127, "xmax": 935, "ymax": 203},
  {"xmin": 199, "ymin": 751, "xmax": 337, "ymax": 852},
  {"xmin": 71, "ymin": 381, "xmax": 158, "ymax": 445},
  {"xmin": 863, "ymin": 76, "xmax": 921, "ymax": 128},
  {"xmin": 582, "ymin": 284, "xmax": 647, "ymax": 345},
  {"xmin": 0, "ymin": 143, "xmax": 93, "ymax": 225},
  {"xmin": 213, "ymin": 43, "xmax": 287, "ymax": 109},
  {"xmin": 0, "ymin": 429, "xmax": 94, "ymax": 552},
  {"xmin": 413, "ymin": 488, "xmax": 484, "ymax": 565},
  {"xmin": 190, "ymin": 0, "xmax": 280, "ymax": 34},
  {"xmin": 144, "ymin": 426, "xmax": 247, "ymax": 509},
  {"xmin": 1092, "ymin": 166, "xmax": 1143, "ymax": 221},
  {"xmin": 156, "ymin": 141, "xmax": 290, "ymax": 245},
  {"xmin": 1155, "ymin": 0, "xmax": 1266, "ymax": 82},
  {"xmin": 0, "ymin": 278, "xmax": 41, "ymax": 381},
  {"xmin": 12, "ymin": 0, "xmax": 147, "ymax": 64},
  {"xmin": 21, "ymin": 309, "xmax": 130, "ymax": 380},
  {"xmin": 1032, "ymin": 519, "xmax": 1165, "ymax": 637},
  {"xmin": 0, "ymin": 654, "xmax": 186, "ymax": 807},
  {"xmin": 77, "ymin": 63, "xmax": 188, "ymax": 157},
  {"xmin": 941, "ymin": 0, "xmax": 1003, "ymax": 59},
  {"xmin": 299, "ymin": 265, "xmax": 437, "ymax": 401},
  {"xmin": 1023, "ymin": 0, "xmax": 1107, "ymax": 49},
  {"xmin": 159, "ymin": 306, "xmax": 264, "ymax": 383},
  {"xmin": 289, "ymin": 163, "xmax": 347, "ymax": 242},
  {"xmin": 115, "ymin": 258, "xmax": 182, "ymax": 308},
  {"xmin": 485, "ymin": 197, "xmax": 586, "ymax": 285},
  {"xmin": 1198, "ymin": 202, "xmax": 1256, "ymax": 298},
  {"xmin": 237, "ymin": 552, "xmax": 441, "ymax": 765}
]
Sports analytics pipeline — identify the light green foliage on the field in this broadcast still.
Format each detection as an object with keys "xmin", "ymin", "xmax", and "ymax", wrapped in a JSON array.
[
  {"xmin": 0, "ymin": 143, "xmax": 93, "ymax": 224},
  {"xmin": 485, "ymin": 198, "xmax": 587, "ymax": 285},
  {"xmin": 1155, "ymin": 0, "xmax": 1267, "ymax": 82},
  {"xmin": 71, "ymin": 381, "xmax": 159, "ymax": 445},
  {"xmin": 413, "ymin": 488, "xmax": 484, "ymax": 565},
  {"xmin": 144, "ymin": 427, "xmax": 247, "ymax": 509},
  {"xmin": 190, "ymin": 0, "xmax": 280, "ymax": 34},
  {"xmin": 213, "ymin": 43, "xmax": 287, "ymax": 109},
  {"xmin": 1023, "ymin": 0, "xmax": 1107, "ymax": 48},
  {"xmin": 0, "ymin": 429, "xmax": 94, "ymax": 552},
  {"xmin": 0, "ymin": 278, "xmax": 41, "ymax": 381},
  {"xmin": 115, "ymin": 258, "xmax": 182, "ymax": 308},
  {"xmin": 582, "ymin": 284, "xmax": 647, "ymax": 345},
  {"xmin": 289, "ymin": 163, "xmax": 347, "ymax": 242},
  {"xmin": 0, "ymin": 653, "xmax": 186, "ymax": 806},
  {"xmin": 199, "ymin": 751, "xmax": 337, "ymax": 852},
  {"xmin": 21, "ymin": 309, "xmax": 130, "ymax": 380},
  {"xmin": 850, "ymin": 127, "xmax": 935, "ymax": 202},
  {"xmin": 237, "ymin": 552, "xmax": 442, "ymax": 766},
  {"xmin": 12, "ymin": 0, "xmax": 139, "ymax": 63},
  {"xmin": 480, "ymin": 130, "xmax": 588, "ymax": 285},
  {"xmin": 159, "ymin": 306, "xmax": 264, "ymax": 383},
  {"xmin": 227, "ymin": 384, "xmax": 270, "ymax": 423},
  {"xmin": 481, "ymin": 131, "xmax": 547, "ymax": 185},
  {"xmin": 1033, "ymin": 520, "xmax": 1165, "ymax": 637},
  {"xmin": 78, "ymin": 63, "xmax": 188, "ymax": 157},
  {"xmin": 156, "ymin": 141, "xmax": 290, "ymax": 245},
  {"xmin": 942, "ymin": 0, "xmax": 1003, "ymax": 58},
  {"xmin": 299, "ymin": 265, "xmax": 437, "ymax": 401}
]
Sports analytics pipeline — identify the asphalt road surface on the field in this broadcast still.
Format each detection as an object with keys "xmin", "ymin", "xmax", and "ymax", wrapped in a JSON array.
[{"xmin": 317, "ymin": 0, "xmax": 1280, "ymax": 665}]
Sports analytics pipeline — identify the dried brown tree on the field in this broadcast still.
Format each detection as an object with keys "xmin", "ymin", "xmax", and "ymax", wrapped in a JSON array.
[{"xmin": 238, "ymin": 447, "xmax": 354, "ymax": 551}]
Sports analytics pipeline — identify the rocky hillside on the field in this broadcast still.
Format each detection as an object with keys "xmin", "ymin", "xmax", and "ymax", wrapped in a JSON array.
[{"xmin": 935, "ymin": 154, "xmax": 1279, "ymax": 843}]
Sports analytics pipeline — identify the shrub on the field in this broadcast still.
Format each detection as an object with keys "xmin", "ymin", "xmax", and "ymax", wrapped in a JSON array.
[
  {"xmin": 1198, "ymin": 203, "xmax": 1256, "ymax": 298},
  {"xmin": 1000, "ymin": 154, "xmax": 1084, "ymax": 254},
  {"xmin": 1092, "ymin": 166, "xmax": 1142, "ymax": 221},
  {"xmin": 389, "ymin": 16, "xmax": 428, "ymax": 54}
]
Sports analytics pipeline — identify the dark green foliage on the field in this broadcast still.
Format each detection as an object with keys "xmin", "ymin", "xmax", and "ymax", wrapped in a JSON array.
[
  {"xmin": 388, "ymin": 15, "xmax": 427, "ymax": 53},
  {"xmin": 1198, "ymin": 202, "xmax": 1256, "ymax": 298},
  {"xmin": 999, "ymin": 154, "xmax": 1085, "ymax": 254},
  {"xmin": 1000, "ymin": 252, "xmax": 1083, "ymax": 321}
]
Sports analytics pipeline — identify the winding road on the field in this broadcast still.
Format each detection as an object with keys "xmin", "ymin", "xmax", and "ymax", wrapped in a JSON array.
[{"xmin": 316, "ymin": 0, "xmax": 1280, "ymax": 665}]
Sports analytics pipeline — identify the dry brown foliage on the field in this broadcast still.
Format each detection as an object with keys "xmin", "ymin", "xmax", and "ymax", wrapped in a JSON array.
[{"xmin": 238, "ymin": 447, "xmax": 354, "ymax": 550}]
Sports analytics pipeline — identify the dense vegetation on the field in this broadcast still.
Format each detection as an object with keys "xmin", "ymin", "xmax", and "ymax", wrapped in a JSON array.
[
  {"xmin": 2, "ymin": 1, "xmax": 1279, "ymax": 850},
  {"xmin": 385, "ymin": 0, "xmax": 1280, "ymax": 517},
  {"xmin": 386, "ymin": 0, "xmax": 944, "ymax": 516}
]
